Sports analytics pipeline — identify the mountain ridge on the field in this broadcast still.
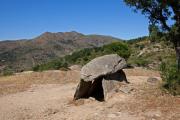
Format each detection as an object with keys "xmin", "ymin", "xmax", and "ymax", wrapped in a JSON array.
[{"xmin": 0, "ymin": 31, "xmax": 121, "ymax": 74}]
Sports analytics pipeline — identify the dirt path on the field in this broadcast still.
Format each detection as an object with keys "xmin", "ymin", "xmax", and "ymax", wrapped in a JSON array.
[{"xmin": 0, "ymin": 68, "xmax": 179, "ymax": 120}]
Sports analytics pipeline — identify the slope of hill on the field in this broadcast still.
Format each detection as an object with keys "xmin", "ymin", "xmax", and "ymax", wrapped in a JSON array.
[
  {"xmin": 33, "ymin": 36, "xmax": 175, "ymax": 72},
  {"xmin": 127, "ymin": 37, "xmax": 175, "ymax": 70},
  {"xmin": 32, "ymin": 42, "xmax": 131, "ymax": 71},
  {"xmin": 0, "ymin": 31, "xmax": 121, "ymax": 74}
]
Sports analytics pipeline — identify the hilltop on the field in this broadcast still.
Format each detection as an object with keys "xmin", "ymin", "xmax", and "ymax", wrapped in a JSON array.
[{"xmin": 0, "ymin": 31, "xmax": 120, "ymax": 74}]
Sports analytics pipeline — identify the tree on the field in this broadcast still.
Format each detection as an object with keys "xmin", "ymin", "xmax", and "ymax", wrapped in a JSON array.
[
  {"xmin": 123, "ymin": 0, "xmax": 180, "ymax": 70},
  {"xmin": 148, "ymin": 24, "xmax": 162, "ymax": 43}
]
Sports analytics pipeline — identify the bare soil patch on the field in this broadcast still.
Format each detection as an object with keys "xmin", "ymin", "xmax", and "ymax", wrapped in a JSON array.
[
  {"xmin": 0, "ymin": 68, "xmax": 179, "ymax": 120},
  {"xmin": 0, "ymin": 70, "xmax": 80, "ymax": 96}
]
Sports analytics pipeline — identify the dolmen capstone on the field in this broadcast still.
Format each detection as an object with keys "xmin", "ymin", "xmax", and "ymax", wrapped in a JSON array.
[{"xmin": 74, "ymin": 54, "xmax": 128, "ymax": 101}]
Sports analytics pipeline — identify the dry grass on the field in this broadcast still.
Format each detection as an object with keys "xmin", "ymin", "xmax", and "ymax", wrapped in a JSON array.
[
  {"xmin": 112, "ymin": 83, "xmax": 180, "ymax": 120},
  {"xmin": 124, "ymin": 67, "xmax": 160, "ymax": 77},
  {"xmin": 0, "ymin": 68, "xmax": 179, "ymax": 120},
  {"xmin": 0, "ymin": 70, "xmax": 80, "ymax": 96},
  {"xmin": 0, "ymin": 67, "xmax": 160, "ymax": 96}
]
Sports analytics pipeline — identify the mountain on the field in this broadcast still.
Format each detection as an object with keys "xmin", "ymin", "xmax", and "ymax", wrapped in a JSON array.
[{"xmin": 0, "ymin": 31, "xmax": 121, "ymax": 73}]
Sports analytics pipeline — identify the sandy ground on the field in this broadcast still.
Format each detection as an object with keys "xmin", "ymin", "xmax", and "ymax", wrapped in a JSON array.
[{"xmin": 0, "ymin": 68, "xmax": 180, "ymax": 120}]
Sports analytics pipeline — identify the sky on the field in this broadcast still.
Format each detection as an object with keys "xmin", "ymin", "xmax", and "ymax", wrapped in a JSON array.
[{"xmin": 0, "ymin": 0, "xmax": 149, "ymax": 40}]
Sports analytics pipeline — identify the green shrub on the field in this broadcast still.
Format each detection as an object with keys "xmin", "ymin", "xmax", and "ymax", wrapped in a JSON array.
[
  {"xmin": 127, "ymin": 36, "xmax": 148, "ymax": 44},
  {"xmin": 160, "ymin": 61, "xmax": 180, "ymax": 95},
  {"xmin": 2, "ymin": 69, "xmax": 13, "ymax": 76},
  {"xmin": 132, "ymin": 58, "xmax": 150, "ymax": 67},
  {"xmin": 33, "ymin": 59, "xmax": 69, "ymax": 71},
  {"xmin": 103, "ymin": 42, "xmax": 131, "ymax": 60},
  {"xmin": 32, "ymin": 65, "xmax": 40, "ymax": 71},
  {"xmin": 32, "ymin": 42, "xmax": 131, "ymax": 71}
]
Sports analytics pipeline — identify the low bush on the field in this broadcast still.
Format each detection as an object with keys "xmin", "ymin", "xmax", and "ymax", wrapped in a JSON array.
[
  {"xmin": 32, "ymin": 42, "xmax": 131, "ymax": 71},
  {"xmin": 2, "ymin": 69, "xmax": 14, "ymax": 76},
  {"xmin": 160, "ymin": 60, "xmax": 180, "ymax": 95},
  {"xmin": 33, "ymin": 59, "xmax": 68, "ymax": 71},
  {"xmin": 130, "ymin": 57, "xmax": 150, "ymax": 67}
]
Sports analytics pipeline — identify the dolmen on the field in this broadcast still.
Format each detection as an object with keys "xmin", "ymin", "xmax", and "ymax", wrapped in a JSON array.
[{"xmin": 74, "ymin": 54, "xmax": 128, "ymax": 101}]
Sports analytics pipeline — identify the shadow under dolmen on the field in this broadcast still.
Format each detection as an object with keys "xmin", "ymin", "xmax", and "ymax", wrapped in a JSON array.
[{"xmin": 74, "ymin": 69, "xmax": 129, "ymax": 101}]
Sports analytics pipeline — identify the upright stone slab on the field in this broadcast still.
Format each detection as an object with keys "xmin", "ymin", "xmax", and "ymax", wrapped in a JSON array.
[{"xmin": 102, "ymin": 70, "xmax": 128, "ymax": 100}]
